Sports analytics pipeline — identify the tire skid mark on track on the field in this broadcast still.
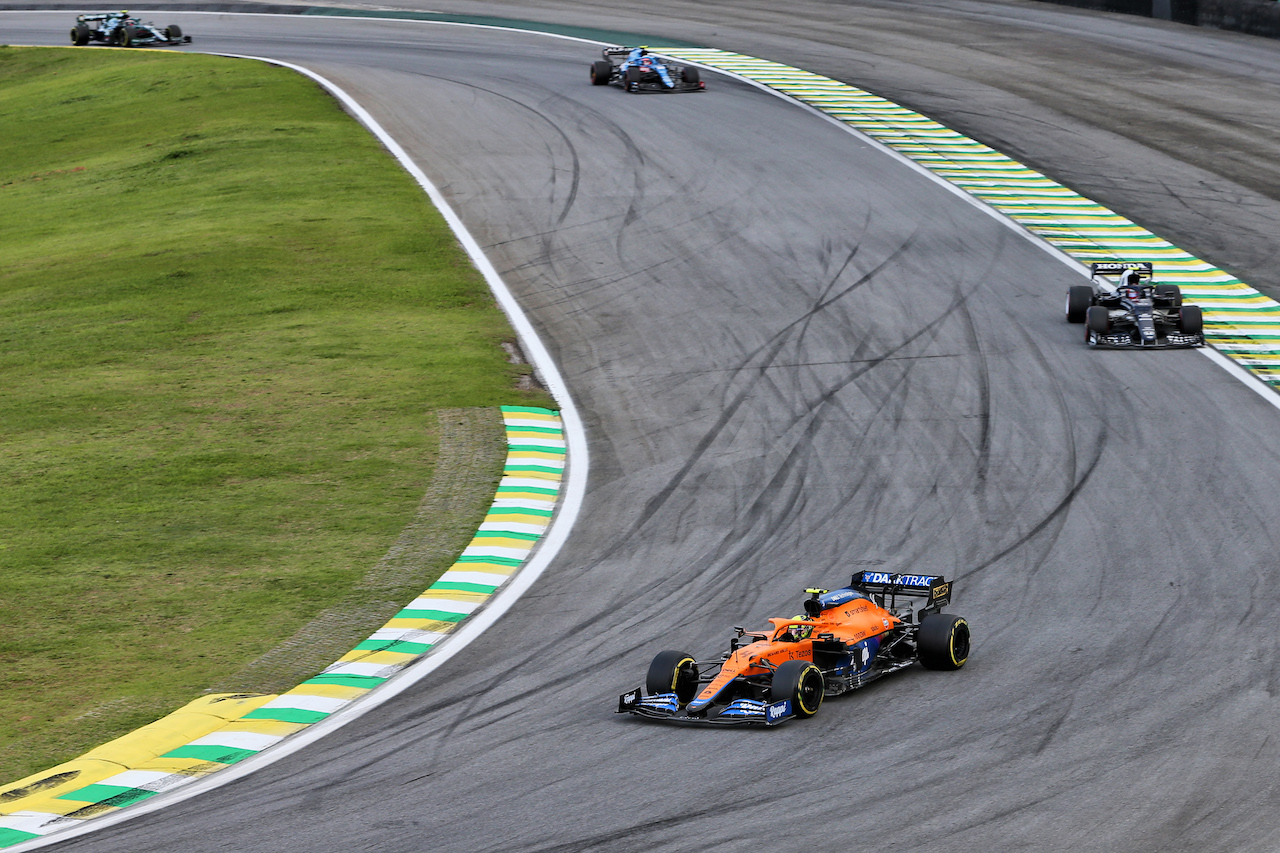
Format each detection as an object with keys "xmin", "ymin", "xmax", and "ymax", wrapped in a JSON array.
[
  {"xmin": 992, "ymin": 322, "xmax": 1093, "ymax": 594},
  {"xmin": 614, "ymin": 242, "xmax": 1002, "ymax": 639},
  {"xmin": 416, "ymin": 73, "xmax": 586, "ymax": 230},
  {"xmin": 949, "ymin": 233, "xmax": 1003, "ymax": 487},
  {"xmin": 625, "ymin": 224, "xmax": 930, "ymax": 542},
  {"xmin": 967, "ymin": 422, "xmax": 1106, "ymax": 583},
  {"xmin": 481, "ymin": 781, "xmax": 787, "ymax": 853},
  {"xmin": 653, "ymin": 47, "xmax": 1280, "ymax": 403},
  {"xmin": 384, "ymin": 67, "xmax": 588, "ymax": 245}
]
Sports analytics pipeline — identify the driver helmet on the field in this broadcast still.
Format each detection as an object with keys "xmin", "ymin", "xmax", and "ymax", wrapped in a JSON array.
[{"xmin": 789, "ymin": 617, "xmax": 813, "ymax": 641}]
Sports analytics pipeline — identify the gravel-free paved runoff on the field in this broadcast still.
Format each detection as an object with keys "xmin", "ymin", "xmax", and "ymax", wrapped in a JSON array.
[{"xmin": 7, "ymin": 6, "xmax": 1280, "ymax": 851}]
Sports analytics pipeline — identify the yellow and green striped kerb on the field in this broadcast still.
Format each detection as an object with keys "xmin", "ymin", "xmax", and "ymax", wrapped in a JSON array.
[
  {"xmin": 658, "ymin": 48, "xmax": 1280, "ymax": 385},
  {"xmin": 0, "ymin": 406, "xmax": 564, "ymax": 848}
]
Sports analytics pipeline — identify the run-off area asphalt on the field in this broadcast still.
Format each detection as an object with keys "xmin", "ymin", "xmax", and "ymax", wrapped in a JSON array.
[{"xmin": 6, "ymin": 12, "xmax": 1280, "ymax": 852}]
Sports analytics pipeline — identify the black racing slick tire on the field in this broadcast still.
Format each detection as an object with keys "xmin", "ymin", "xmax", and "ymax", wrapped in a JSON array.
[
  {"xmin": 624, "ymin": 66, "xmax": 641, "ymax": 92},
  {"xmin": 164, "ymin": 24, "xmax": 183, "ymax": 40},
  {"xmin": 918, "ymin": 614, "xmax": 971, "ymax": 671},
  {"xmin": 590, "ymin": 60, "xmax": 612, "ymax": 86},
  {"xmin": 1155, "ymin": 284, "xmax": 1183, "ymax": 307},
  {"xmin": 71, "ymin": 24, "xmax": 90, "ymax": 45},
  {"xmin": 115, "ymin": 26, "xmax": 135, "ymax": 47},
  {"xmin": 771, "ymin": 660, "xmax": 825, "ymax": 718},
  {"xmin": 1065, "ymin": 285, "xmax": 1093, "ymax": 323},
  {"xmin": 646, "ymin": 650, "xmax": 699, "ymax": 706},
  {"xmin": 1179, "ymin": 305, "xmax": 1204, "ymax": 335},
  {"xmin": 1086, "ymin": 305, "xmax": 1110, "ymax": 335},
  {"xmin": 682, "ymin": 65, "xmax": 700, "ymax": 87}
]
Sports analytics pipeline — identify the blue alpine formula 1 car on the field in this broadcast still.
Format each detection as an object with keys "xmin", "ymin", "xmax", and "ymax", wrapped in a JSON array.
[{"xmin": 589, "ymin": 47, "xmax": 704, "ymax": 93}]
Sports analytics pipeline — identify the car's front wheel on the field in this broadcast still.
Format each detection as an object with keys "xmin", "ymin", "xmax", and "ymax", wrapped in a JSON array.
[
  {"xmin": 1179, "ymin": 305, "xmax": 1204, "ymax": 335},
  {"xmin": 1066, "ymin": 285, "xmax": 1093, "ymax": 323},
  {"xmin": 918, "ymin": 613, "xmax": 970, "ymax": 670},
  {"xmin": 646, "ymin": 650, "xmax": 699, "ymax": 706},
  {"xmin": 1085, "ymin": 305, "xmax": 1110, "ymax": 338},
  {"xmin": 771, "ymin": 660, "xmax": 824, "ymax": 718},
  {"xmin": 624, "ymin": 66, "xmax": 642, "ymax": 92},
  {"xmin": 164, "ymin": 24, "xmax": 183, "ymax": 41},
  {"xmin": 115, "ymin": 25, "xmax": 135, "ymax": 47},
  {"xmin": 682, "ymin": 65, "xmax": 700, "ymax": 87}
]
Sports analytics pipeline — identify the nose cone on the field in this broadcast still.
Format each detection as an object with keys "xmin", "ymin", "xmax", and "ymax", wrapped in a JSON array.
[{"xmin": 688, "ymin": 648, "xmax": 756, "ymax": 711}]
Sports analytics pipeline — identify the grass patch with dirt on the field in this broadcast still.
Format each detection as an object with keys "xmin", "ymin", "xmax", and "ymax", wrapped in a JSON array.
[{"xmin": 0, "ymin": 46, "xmax": 552, "ymax": 783}]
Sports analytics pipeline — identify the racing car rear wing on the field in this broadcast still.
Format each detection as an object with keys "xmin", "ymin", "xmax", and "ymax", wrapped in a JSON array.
[
  {"xmin": 850, "ymin": 571, "xmax": 952, "ymax": 619},
  {"xmin": 1092, "ymin": 261, "xmax": 1152, "ymax": 279}
]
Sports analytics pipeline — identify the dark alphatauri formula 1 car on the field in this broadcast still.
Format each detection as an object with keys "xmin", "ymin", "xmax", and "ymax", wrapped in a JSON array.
[
  {"xmin": 589, "ymin": 47, "xmax": 704, "ymax": 93},
  {"xmin": 1065, "ymin": 261, "xmax": 1204, "ymax": 348},
  {"xmin": 70, "ymin": 11, "xmax": 191, "ymax": 47},
  {"xmin": 618, "ymin": 572, "xmax": 969, "ymax": 726}
]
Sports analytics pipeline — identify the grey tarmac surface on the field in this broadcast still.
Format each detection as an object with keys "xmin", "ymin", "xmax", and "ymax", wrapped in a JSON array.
[
  {"xmin": 358, "ymin": 0, "xmax": 1280, "ymax": 296},
  {"xmin": 6, "ymin": 7, "xmax": 1280, "ymax": 852}
]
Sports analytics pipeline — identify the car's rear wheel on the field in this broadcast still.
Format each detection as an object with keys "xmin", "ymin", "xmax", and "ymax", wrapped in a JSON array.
[
  {"xmin": 115, "ymin": 25, "xmax": 135, "ymax": 47},
  {"xmin": 918, "ymin": 613, "xmax": 970, "ymax": 670},
  {"xmin": 1066, "ymin": 285, "xmax": 1093, "ymax": 323},
  {"xmin": 1086, "ymin": 305, "xmax": 1110, "ymax": 337},
  {"xmin": 1155, "ymin": 284, "xmax": 1183, "ymax": 307},
  {"xmin": 164, "ymin": 24, "xmax": 183, "ymax": 40},
  {"xmin": 624, "ymin": 66, "xmax": 642, "ymax": 92},
  {"xmin": 682, "ymin": 65, "xmax": 700, "ymax": 87},
  {"xmin": 1179, "ymin": 304, "xmax": 1204, "ymax": 335},
  {"xmin": 646, "ymin": 650, "xmax": 699, "ymax": 706},
  {"xmin": 771, "ymin": 659, "xmax": 824, "ymax": 718},
  {"xmin": 70, "ymin": 24, "xmax": 90, "ymax": 45},
  {"xmin": 590, "ymin": 60, "xmax": 612, "ymax": 86}
]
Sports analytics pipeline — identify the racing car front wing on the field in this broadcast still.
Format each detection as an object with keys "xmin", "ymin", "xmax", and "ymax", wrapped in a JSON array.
[
  {"xmin": 617, "ymin": 689, "xmax": 795, "ymax": 726},
  {"xmin": 1088, "ymin": 330, "xmax": 1204, "ymax": 348}
]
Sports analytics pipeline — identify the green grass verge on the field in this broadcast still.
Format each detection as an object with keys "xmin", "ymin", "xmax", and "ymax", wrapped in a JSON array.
[{"xmin": 0, "ymin": 46, "xmax": 553, "ymax": 783}]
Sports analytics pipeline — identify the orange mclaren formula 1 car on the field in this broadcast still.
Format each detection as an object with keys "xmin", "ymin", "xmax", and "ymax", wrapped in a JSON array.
[{"xmin": 618, "ymin": 572, "xmax": 969, "ymax": 725}]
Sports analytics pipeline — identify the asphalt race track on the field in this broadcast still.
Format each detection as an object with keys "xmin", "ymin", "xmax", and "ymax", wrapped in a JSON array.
[{"xmin": 7, "ymin": 6, "xmax": 1280, "ymax": 851}]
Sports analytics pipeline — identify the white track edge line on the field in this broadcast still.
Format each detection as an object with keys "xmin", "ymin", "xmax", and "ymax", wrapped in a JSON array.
[
  {"xmin": 1197, "ymin": 345, "xmax": 1280, "ymax": 408},
  {"xmin": 7, "ymin": 50, "xmax": 589, "ymax": 851}
]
